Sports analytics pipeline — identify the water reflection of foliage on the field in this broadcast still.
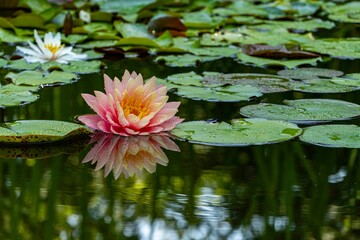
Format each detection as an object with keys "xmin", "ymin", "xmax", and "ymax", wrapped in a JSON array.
[
  {"xmin": 83, "ymin": 133, "xmax": 180, "ymax": 179},
  {"xmin": 1, "ymin": 141, "xmax": 360, "ymax": 239}
]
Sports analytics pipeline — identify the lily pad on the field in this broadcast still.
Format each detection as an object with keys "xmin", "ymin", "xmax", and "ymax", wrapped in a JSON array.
[
  {"xmin": 155, "ymin": 54, "xmax": 220, "ymax": 67},
  {"xmin": 331, "ymin": 74, "xmax": 360, "ymax": 87},
  {"xmin": 202, "ymin": 73, "xmax": 293, "ymax": 93},
  {"xmin": 254, "ymin": 19, "xmax": 335, "ymax": 32},
  {"xmin": 290, "ymin": 79, "xmax": 359, "ymax": 93},
  {"xmin": 170, "ymin": 119, "xmax": 302, "ymax": 146},
  {"xmin": 301, "ymin": 38, "xmax": 360, "ymax": 59},
  {"xmin": 326, "ymin": 2, "xmax": 360, "ymax": 23},
  {"xmin": 0, "ymin": 58, "xmax": 7, "ymax": 68},
  {"xmin": 0, "ymin": 120, "xmax": 92, "ymax": 144},
  {"xmin": 5, "ymin": 59, "xmax": 39, "ymax": 71},
  {"xmin": 171, "ymin": 84, "xmax": 262, "ymax": 102},
  {"xmin": 277, "ymin": 68, "xmax": 344, "ymax": 80},
  {"xmin": 299, "ymin": 125, "xmax": 360, "ymax": 148},
  {"xmin": 240, "ymin": 99, "xmax": 360, "ymax": 124},
  {"xmin": 42, "ymin": 60, "xmax": 103, "ymax": 74},
  {"xmin": 6, "ymin": 70, "xmax": 78, "ymax": 86},
  {"xmin": 0, "ymin": 84, "xmax": 39, "ymax": 108},
  {"xmin": 237, "ymin": 51, "xmax": 321, "ymax": 68}
]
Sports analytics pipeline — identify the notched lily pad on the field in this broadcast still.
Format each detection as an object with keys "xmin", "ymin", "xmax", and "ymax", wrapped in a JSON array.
[
  {"xmin": 0, "ymin": 120, "xmax": 92, "ymax": 145},
  {"xmin": 300, "ymin": 125, "xmax": 360, "ymax": 148},
  {"xmin": 240, "ymin": 99, "xmax": 360, "ymax": 124},
  {"xmin": 171, "ymin": 118, "xmax": 302, "ymax": 146}
]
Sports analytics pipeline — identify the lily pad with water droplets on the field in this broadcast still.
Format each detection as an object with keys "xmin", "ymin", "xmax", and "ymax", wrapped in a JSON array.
[
  {"xmin": 202, "ymin": 73, "xmax": 293, "ymax": 93},
  {"xmin": 240, "ymin": 99, "xmax": 360, "ymax": 124},
  {"xmin": 171, "ymin": 119, "xmax": 302, "ymax": 146},
  {"xmin": 290, "ymin": 78, "xmax": 359, "ymax": 93},
  {"xmin": 0, "ymin": 120, "xmax": 92, "ymax": 145},
  {"xmin": 277, "ymin": 68, "xmax": 343, "ymax": 80},
  {"xmin": 0, "ymin": 84, "xmax": 39, "ymax": 108},
  {"xmin": 326, "ymin": 2, "xmax": 360, "ymax": 23},
  {"xmin": 171, "ymin": 84, "xmax": 262, "ymax": 102},
  {"xmin": 300, "ymin": 125, "xmax": 360, "ymax": 148}
]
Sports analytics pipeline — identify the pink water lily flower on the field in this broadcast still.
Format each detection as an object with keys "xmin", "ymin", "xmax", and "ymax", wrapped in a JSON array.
[{"xmin": 78, "ymin": 70, "xmax": 183, "ymax": 135}]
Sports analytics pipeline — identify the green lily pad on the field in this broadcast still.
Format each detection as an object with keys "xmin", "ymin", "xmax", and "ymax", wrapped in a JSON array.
[
  {"xmin": 326, "ymin": 2, "xmax": 360, "ymax": 23},
  {"xmin": 155, "ymin": 54, "xmax": 220, "ymax": 67},
  {"xmin": 277, "ymin": 68, "xmax": 344, "ymax": 80},
  {"xmin": 5, "ymin": 59, "xmax": 39, "ymax": 71},
  {"xmin": 182, "ymin": 11, "xmax": 225, "ymax": 29},
  {"xmin": 301, "ymin": 38, "xmax": 360, "ymax": 59},
  {"xmin": 6, "ymin": 70, "xmax": 78, "ymax": 86},
  {"xmin": 331, "ymin": 74, "xmax": 360, "ymax": 87},
  {"xmin": 0, "ymin": 84, "xmax": 39, "ymax": 108},
  {"xmin": 0, "ymin": 58, "xmax": 7, "ymax": 68},
  {"xmin": 300, "ymin": 125, "xmax": 360, "ymax": 148},
  {"xmin": 254, "ymin": 19, "xmax": 335, "ymax": 32},
  {"xmin": 0, "ymin": 28, "xmax": 31, "ymax": 43},
  {"xmin": 290, "ymin": 79, "xmax": 359, "ymax": 93},
  {"xmin": 237, "ymin": 51, "xmax": 321, "ymax": 68},
  {"xmin": 240, "ymin": 99, "xmax": 360, "ymax": 124},
  {"xmin": 202, "ymin": 73, "xmax": 293, "ymax": 93},
  {"xmin": 170, "ymin": 118, "xmax": 302, "ymax": 146},
  {"xmin": 42, "ymin": 60, "xmax": 103, "ymax": 74},
  {"xmin": 0, "ymin": 120, "xmax": 92, "ymax": 144},
  {"xmin": 211, "ymin": 27, "xmax": 313, "ymax": 46}
]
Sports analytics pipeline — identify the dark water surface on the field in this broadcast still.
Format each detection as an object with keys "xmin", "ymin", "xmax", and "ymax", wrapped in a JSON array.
[{"xmin": 1, "ymin": 31, "xmax": 360, "ymax": 240}]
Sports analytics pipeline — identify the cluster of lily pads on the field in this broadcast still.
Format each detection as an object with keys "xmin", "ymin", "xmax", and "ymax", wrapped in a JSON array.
[
  {"xmin": 166, "ymin": 67, "xmax": 360, "ymax": 148},
  {"xmin": 0, "ymin": 0, "xmax": 360, "ymax": 149}
]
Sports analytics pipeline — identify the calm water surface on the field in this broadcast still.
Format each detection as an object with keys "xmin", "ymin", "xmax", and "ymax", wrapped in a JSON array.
[{"xmin": 1, "ymin": 27, "xmax": 360, "ymax": 240}]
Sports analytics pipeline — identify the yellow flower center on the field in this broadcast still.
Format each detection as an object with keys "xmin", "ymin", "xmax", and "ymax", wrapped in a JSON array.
[
  {"xmin": 44, "ymin": 43, "xmax": 62, "ymax": 55},
  {"xmin": 121, "ymin": 91, "xmax": 153, "ymax": 119}
]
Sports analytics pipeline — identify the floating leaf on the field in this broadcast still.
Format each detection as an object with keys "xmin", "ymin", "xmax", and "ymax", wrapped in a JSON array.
[
  {"xmin": 242, "ymin": 44, "xmax": 320, "ymax": 59},
  {"xmin": 6, "ymin": 59, "xmax": 39, "ymax": 71},
  {"xmin": 237, "ymin": 51, "xmax": 321, "ymax": 68},
  {"xmin": 171, "ymin": 84, "xmax": 262, "ymax": 102},
  {"xmin": 0, "ymin": 120, "xmax": 92, "ymax": 144},
  {"xmin": 6, "ymin": 70, "xmax": 78, "ymax": 86},
  {"xmin": 182, "ymin": 11, "xmax": 224, "ymax": 29},
  {"xmin": 42, "ymin": 60, "xmax": 103, "ymax": 74},
  {"xmin": 326, "ymin": 2, "xmax": 360, "ymax": 23},
  {"xmin": 278, "ymin": 68, "xmax": 344, "ymax": 80},
  {"xmin": 0, "ymin": 28, "xmax": 30, "ymax": 43},
  {"xmin": 240, "ymin": 99, "xmax": 360, "ymax": 124},
  {"xmin": 0, "ymin": 58, "xmax": 7, "ymax": 68},
  {"xmin": 0, "ymin": 84, "xmax": 39, "ymax": 108},
  {"xmin": 155, "ymin": 54, "xmax": 219, "ymax": 67},
  {"xmin": 202, "ymin": 73, "xmax": 293, "ymax": 93},
  {"xmin": 290, "ymin": 79, "xmax": 358, "ymax": 93},
  {"xmin": 300, "ymin": 125, "xmax": 360, "ymax": 148},
  {"xmin": 331, "ymin": 74, "xmax": 360, "ymax": 87},
  {"xmin": 255, "ymin": 19, "xmax": 335, "ymax": 32},
  {"xmin": 171, "ymin": 119, "xmax": 302, "ymax": 146},
  {"xmin": 301, "ymin": 38, "xmax": 360, "ymax": 59}
]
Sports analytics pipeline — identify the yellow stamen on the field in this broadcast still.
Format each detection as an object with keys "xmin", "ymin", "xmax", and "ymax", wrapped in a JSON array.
[
  {"xmin": 44, "ymin": 43, "xmax": 62, "ymax": 55},
  {"xmin": 121, "ymin": 90, "xmax": 155, "ymax": 119}
]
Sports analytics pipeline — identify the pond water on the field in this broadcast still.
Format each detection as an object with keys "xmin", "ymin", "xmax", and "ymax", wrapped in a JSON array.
[
  {"xmin": 1, "ymin": 3, "xmax": 360, "ymax": 240},
  {"xmin": 1, "ymin": 48, "xmax": 360, "ymax": 240}
]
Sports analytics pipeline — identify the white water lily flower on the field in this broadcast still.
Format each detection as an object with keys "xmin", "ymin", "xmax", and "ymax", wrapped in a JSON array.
[{"xmin": 16, "ymin": 30, "xmax": 87, "ymax": 64}]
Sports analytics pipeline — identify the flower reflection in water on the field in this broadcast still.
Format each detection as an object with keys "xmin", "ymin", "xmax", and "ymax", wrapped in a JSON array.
[{"xmin": 83, "ymin": 133, "xmax": 180, "ymax": 179}]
